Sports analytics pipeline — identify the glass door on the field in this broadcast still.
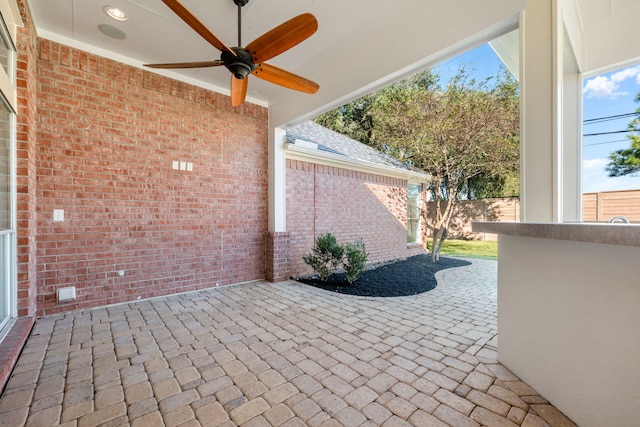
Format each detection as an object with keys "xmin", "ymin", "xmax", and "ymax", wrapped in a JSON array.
[
  {"xmin": 0, "ymin": 96, "xmax": 15, "ymax": 336},
  {"xmin": 0, "ymin": 9, "xmax": 16, "ymax": 338}
]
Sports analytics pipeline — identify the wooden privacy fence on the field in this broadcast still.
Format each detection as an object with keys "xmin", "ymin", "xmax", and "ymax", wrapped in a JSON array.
[
  {"xmin": 582, "ymin": 189, "xmax": 640, "ymax": 222},
  {"xmin": 426, "ymin": 189, "xmax": 640, "ymax": 241},
  {"xmin": 425, "ymin": 197, "xmax": 520, "ymax": 241}
]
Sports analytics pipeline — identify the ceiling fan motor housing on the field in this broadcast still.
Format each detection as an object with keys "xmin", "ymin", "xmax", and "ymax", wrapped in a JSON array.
[{"xmin": 222, "ymin": 47, "xmax": 256, "ymax": 79}]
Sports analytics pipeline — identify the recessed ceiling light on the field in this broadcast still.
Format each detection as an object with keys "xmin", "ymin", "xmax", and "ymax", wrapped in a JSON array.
[{"xmin": 103, "ymin": 6, "xmax": 128, "ymax": 21}]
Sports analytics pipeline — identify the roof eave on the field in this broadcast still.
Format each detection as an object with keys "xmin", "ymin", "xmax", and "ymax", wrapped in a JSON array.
[{"xmin": 285, "ymin": 143, "xmax": 431, "ymax": 183}]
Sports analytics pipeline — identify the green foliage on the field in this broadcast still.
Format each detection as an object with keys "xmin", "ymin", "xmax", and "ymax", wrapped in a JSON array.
[
  {"xmin": 343, "ymin": 240, "xmax": 369, "ymax": 284},
  {"xmin": 302, "ymin": 233, "xmax": 344, "ymax": 281},
  {"xmin": 303, "ymin": 234, "xmax": 369, "ymax": 283},
  {"xmin": 315, "ymin": 94, "xmax": 376, "ymax": 146},
  {"xmin": 314, "ymin": 65, "xmax": 520, "ymax": 262},
  {"xmin": 607, "ymin": 137, "xmax": 640, "ymax": 176},
  {"xmin": 465, "ymin": 171, "xmax": 520, "ymax": 199},
  {"xmin": 315, "ymin": 66, "xmax": 520, "ymax": 202},
  {"xmin": 607, "ymin": 93, "xmax": 640, "ymax": 177}
]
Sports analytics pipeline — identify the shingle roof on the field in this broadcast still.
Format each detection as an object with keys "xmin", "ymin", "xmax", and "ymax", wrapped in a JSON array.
[{"xmin": 286, "ymin": 121, "xmax": 414, "ymax": 171}]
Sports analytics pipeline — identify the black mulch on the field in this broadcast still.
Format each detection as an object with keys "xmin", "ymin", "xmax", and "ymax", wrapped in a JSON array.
[{"xmin": 296, "ymin": 254, "xmax": 471, "ymax": 297}]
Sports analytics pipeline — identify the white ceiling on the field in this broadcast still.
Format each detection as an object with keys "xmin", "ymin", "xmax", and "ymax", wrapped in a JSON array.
[{"xmin": 25, "ymin": 0, "xmax": 640, "ymax": 126}]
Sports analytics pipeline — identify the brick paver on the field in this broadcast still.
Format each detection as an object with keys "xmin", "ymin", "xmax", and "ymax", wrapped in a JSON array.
[{"xmin": 0, "ymin": 258, "xmax": 577, "ymax": 426}]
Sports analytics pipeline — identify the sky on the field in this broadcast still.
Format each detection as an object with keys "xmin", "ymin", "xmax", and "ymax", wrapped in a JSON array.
[
  {"xmin": 434, "ymin": 44, "xmax": 640, "ymax": 194},
  {"xmin": 582, "ymin": 66, "xmax": 640, "ymax": 192},
  {"xmin": 433, "ymin": 44, "xmax": 507, "ymax": 87}
]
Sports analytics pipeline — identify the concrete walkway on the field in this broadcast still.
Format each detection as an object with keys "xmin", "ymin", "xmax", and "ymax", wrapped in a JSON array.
[{"xmin": 0, "ymin": 258, "xmax": 577, "ymax": 426}]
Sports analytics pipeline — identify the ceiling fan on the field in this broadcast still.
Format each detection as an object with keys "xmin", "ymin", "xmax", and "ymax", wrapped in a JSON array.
[{"xmin": 145, "ymin": 0, "xmax": 319, "ymax": 106}]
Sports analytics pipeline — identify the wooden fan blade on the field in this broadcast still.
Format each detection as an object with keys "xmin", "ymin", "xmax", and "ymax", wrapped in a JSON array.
[
  {"xmin": 163, "ymin": 0, "xmax": 235, "ymax": 55},
  {"xmin": 231, "ymin": 75, "xmax": 249, "ymax": 107},
  {"xmin": 144, "ymin": 60, "xmax": 224, "ymax": 69},
  {"xmin": 245, "ymin": 13, "xmax": 318, "ymax": 64},
  {"xmin": 252, "ymin": 63, "xmax": 319, "ymax": 94}
]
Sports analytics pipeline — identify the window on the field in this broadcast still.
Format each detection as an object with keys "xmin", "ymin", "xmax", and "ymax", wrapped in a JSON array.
[
  {"xmin": 407, "ymin": 183, "xmax": 421, "ymax": 243},
  {"xmin": 0, "ymin": 19, "xmax": 11, "ymax": 80},
  {"xmin": 0, "ymin": 96, "xmax": 13, "ymax": 331},
  {"xmin": 0, "ymin": 5, "xmax": 17, "ymax": 338},
  {"xmin": 0, "ymin": 97, "xmax": 10, "ymax": 229}
]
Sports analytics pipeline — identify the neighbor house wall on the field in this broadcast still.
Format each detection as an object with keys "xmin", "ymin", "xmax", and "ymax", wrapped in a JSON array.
[
  {"xmin": 33, "ymin": 39, "xmax": 269, "ymax": 315},
  {"xmin": 286, "ymin": 159, "xmax": 425, "ymax": 278}
]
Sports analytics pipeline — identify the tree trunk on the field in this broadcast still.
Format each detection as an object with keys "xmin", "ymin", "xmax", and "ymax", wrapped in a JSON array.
[
  {"xmin": 430, "ymin": 183, "xmax": 456, "ymax": 263},
  {"xmin": 431, "ymin": 227, "xmax": 448, "ymax": 262}
]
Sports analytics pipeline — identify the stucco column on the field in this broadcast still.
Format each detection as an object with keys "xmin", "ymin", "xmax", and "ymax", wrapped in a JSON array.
[
  {"xmin": 269, "ymin": 127, "xmax": 287, "ymax": 232},
  {"xmin": 520, "ymin": 0, "xmax": 559, "ymax": 222},
  {"xmin": 520, "ymin": 0, "xmax": 583, "ymax": 223},
  {"xmin": 266, "ymin": 126, "xmax": 290, "ymax": 281}
]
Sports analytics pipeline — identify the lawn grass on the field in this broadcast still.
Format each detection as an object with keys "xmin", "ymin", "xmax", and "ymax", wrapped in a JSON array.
[{"xmin": 427, "ymin": 239, "xmax": 498, "ymax": 259}]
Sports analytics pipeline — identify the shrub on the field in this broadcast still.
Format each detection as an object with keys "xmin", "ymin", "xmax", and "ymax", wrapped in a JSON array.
[
  {"xmin": 303, "ymin": 234, "xmax": 368, "ymax": 283},
  {"xmin": 302, "ymin": 233, "xmax": 344, "ymax": 281},
  {"xmin": 343, "ymin": 240, "xmax": 368, "ymax": 284}
]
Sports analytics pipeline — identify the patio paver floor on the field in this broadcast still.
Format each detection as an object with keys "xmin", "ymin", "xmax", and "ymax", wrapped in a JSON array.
[{"xmin": 0, "ymin": 258, "xmax": 577, "ymax": 426}]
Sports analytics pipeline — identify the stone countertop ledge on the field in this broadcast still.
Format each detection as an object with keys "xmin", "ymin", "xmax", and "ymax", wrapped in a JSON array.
[{"xmin": 472, "ymin": 221, "xmax": 640, "ymax": 248}]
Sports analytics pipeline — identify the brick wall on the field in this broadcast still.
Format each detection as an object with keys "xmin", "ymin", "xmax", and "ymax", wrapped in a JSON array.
[
  {"xmin": 265, "ymin": 232, "xmax": 290, "ymax": 282},
  {"xmin": 34, "ymin": 39, "xmax": 269, "ymax": 315},
  {"xmin": 286, "ymin": 159, "xmax": 425, "ymax": 278},
  {"xmin": 16, "ymin": 0, "xmax": 39, "ymax": 318}
]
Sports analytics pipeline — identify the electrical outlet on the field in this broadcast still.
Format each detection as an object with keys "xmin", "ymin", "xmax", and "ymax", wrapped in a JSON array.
[
  {"xmin": 172, "ymin": 160, "xmax": 179, "ymax": 170},
  {"xmin": 53, "ymin": 209, "xmax": 64, "ymax": 222},
  {"xmin": 179, "ymin": 161, "xmax": 187, "ymax": 171},
  {"xmin": 187, "ymin": 162, "xmax": 193, "ymax": 171}
]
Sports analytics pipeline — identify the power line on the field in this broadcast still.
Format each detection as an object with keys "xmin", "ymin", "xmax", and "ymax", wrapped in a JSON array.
[
  {"xmin": 583, "ymin": 112, "xmax": 640, "ymax": 124},
  {"xmin": 584, "ymin": 138, "xmax": 630, "ymax": 147},
  {"xmin": 583, "ymin": 129, "xmax": 636, "ymax": 137}
]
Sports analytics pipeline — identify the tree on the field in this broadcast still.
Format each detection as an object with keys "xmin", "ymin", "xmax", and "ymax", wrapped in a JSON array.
[
  {"xmin": 316, "ymin": 68, "xmax": 519, "ymax": 199},
  {"xmin": 315, "ymin": 93, "xmax": 376, "ymax": 146},
  {"xmin": 370, "ymin": 69, "xmax": 519, "ymax": 261},
  {"xmin": 315, "ymin": 67, "xmax": 519, "ymax": 262},
  {"xmin": 315, "ymin": 70, "xmax": 440, "ymax": 149},
  {"xmin": 465, "ymin": 170, "xmax": 520, "ymax": 199},
  {"xmin": 606, "ymin": 93, "xmax": 640, "ymax": 177}
]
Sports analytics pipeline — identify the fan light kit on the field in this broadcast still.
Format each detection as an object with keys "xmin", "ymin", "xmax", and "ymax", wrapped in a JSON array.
[{"xmin": 145, "ymin": 0, "xmax": 319, "ymax": 106}]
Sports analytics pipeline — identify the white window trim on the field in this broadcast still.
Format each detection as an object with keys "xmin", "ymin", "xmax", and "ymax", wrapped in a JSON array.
[
  {"xmin": 407, "ymin": 182, "xmax": 422, "ymax": 245},
  {"xmin": 0, "ymin": 0, "xmax": 20, "ymax": 340}
]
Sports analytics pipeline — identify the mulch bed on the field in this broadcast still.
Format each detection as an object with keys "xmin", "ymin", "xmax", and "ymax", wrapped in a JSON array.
[{"xmin": 296, "ymin": 254, "xmax": 471, "ymax": 297}]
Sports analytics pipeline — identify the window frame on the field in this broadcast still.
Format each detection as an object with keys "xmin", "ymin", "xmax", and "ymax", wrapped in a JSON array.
[
  {"xmin": 407, "ymin": 182, "xmax": 422, "ymax": 244},
  {"xmin": 0, "ymin": 5, "xmax": 18, "ymax": 340}
]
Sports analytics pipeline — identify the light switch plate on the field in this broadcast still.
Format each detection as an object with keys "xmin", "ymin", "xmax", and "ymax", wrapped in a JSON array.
[
  {"xmin": 179, "ymin": 161, "xmax": 187, "ymax": 171},
  {"xmin": 187, "ymin": 162, "xmax": 193, "ymax": 171},
  {"xmin": 53, "ymin": 209, "xmax": 64, "ymax": 222},
  {"xmin": 172, "ymin": 160, "xmax": 179, "ymax": 170}
]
